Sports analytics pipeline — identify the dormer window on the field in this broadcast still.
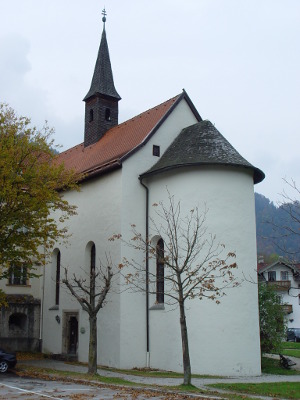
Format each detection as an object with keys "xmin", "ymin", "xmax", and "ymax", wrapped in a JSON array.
[
  {"xmin": 89, "ymin": 109, "xmax": 94, "ymax": 122},
  {"xmin": 105, "ymin": 108, "xmax": 111, "ymax": 121}
]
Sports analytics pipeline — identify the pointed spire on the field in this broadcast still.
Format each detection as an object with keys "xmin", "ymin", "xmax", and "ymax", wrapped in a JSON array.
[
  {"xmin": 83, "ymin": 9, "xmax": 121, "ymax": 101},
  {"xmin": 83, "ymin": 9, "xmax": 121, "ymax": 147}
]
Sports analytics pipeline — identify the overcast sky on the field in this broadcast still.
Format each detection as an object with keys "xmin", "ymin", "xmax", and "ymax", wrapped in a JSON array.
[{"xmin": 1, "ymin": 0, "xmax": 299, "ymax": 203}]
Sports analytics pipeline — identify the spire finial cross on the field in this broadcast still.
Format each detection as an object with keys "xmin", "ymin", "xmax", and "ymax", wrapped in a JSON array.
[{"xmin": 102, "ymin": 8, "xmax": 107, "ymax": 27}]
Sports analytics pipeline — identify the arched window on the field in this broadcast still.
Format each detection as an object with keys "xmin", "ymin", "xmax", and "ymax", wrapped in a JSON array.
[
  {"xmin": 156, "ymin": 238, "xmax": 164, "ymax": 304},
  {"xmin": 9, "ymin": 313, "xmax": 27, "ymax": 331},
  {"xmin": 55, "ymin": 251, "xmax": 61, "ymax": 306},
  {"xmin": 90, "ymin": 243, "xmax": 96, "ymax": 277}
]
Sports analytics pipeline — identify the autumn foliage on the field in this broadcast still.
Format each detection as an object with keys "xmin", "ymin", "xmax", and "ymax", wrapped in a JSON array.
[{"xmin": 0, "ymin": 103, "xmax": 79, "ymax": 277}]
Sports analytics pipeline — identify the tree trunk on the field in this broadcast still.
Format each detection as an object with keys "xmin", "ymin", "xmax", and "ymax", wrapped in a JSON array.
[
  {"xmin": 179, "ymin": 300, "xmax": 191, "ymax": 385},
  {"xmin": 88, "ymin": 314, "xmax": 97, "ymax": 374}
]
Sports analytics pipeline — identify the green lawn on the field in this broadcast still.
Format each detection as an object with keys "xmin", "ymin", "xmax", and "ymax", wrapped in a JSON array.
[
  {"xmin": 261, "ymin": 356, "xmax": 300, "ymax": 375},
  {"xmin": 209, "ymin": 382, "xmax": 300, "ymax": 400},
  {"xmin": 283, "ymin": 342, "xmax": 300, "ymax": 350},
  {"xmin": 281, "ymin": 349, "xmax": 300, "ymax": 358}
]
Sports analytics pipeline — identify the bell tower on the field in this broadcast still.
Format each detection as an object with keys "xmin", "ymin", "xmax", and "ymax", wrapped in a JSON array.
[{"xmin": 83, "ymin": 9, "xmax": 121, "ymax": 147}]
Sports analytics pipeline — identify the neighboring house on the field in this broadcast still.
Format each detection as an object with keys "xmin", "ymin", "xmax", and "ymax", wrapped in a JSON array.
[
  {"xmin": 0, "ymin": 265, "xmax": 42, "ymax": 352},
  {"xmin": 258, "ymin": 258, "xmax": 300, "ymax": 328},
  {"xmin": 40, "ymin": 18, "xmax": 265, "ymax": 376}
]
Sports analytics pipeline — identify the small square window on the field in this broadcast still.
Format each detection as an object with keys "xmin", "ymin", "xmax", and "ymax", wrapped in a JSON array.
[{"xmin": 153, "ymin": 145, "xmax": 160, "ymax": 157}]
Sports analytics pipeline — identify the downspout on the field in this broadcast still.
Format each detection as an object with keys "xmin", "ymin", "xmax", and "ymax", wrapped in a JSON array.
[
  {"xmin": 40, "ymin": 245, "xmax": 46, "ymax": 352},
  {"xmin": 139, "ymin": 176, "xmax": 150, "ymax": 367}
]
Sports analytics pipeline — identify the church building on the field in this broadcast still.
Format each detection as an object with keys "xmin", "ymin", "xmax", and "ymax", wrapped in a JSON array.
[{"xmin": 41, "ymin": 13, "xmax": 264, "ymax": 376}]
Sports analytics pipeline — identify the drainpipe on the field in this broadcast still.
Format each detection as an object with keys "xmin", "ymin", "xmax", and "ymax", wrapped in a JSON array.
[
  {"xmin": 139, "ymin": 176, "xmax": 150, "ymax": 367},
  {"xmin": 40, "ymin": 246, "xmax": 46, "ymax": 352}
]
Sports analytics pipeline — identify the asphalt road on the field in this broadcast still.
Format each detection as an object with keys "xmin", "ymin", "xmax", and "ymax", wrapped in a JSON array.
[
  {"xmin": 1, "ymin": 373, "xmax": 116, "ymax": 399},
  {"xmin": 0, "ymin": 372, "xmax": 204, "ymax": 400}
]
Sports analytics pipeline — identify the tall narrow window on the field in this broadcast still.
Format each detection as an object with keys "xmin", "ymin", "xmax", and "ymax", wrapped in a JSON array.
[
  {"xmin": 55, "ymin": 251, "xmax": 61, "ymax": 306},
  {"xmin": 89, "ymin": 109, "xmax": 94, "ymax": 122},
  {"xmin": 90, "ymin": 244, "xmax": 96, "ymax": 277},
  {"xmin": 105, "ymin": 108, "xmax": 111, "ymax": 121},
  {"xmin": 156, "ymin": 239, "xmax": 164, "ymax": 303}
]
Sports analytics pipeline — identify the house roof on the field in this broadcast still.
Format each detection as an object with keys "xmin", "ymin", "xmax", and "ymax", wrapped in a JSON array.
[
  {"xmin": 83, "ymin": 28, "xmax": 121, "ymax": 101},
  {"xmin": 257, "ymin": 259, "xmax": 300, "ymax": 274},
  {"xmin": 140, "ymin": 120, "xmax": 265, "ymax": 184},
  {"xmin": 56, "ymin": 93, "xmax": 186, "ymax": 178}
]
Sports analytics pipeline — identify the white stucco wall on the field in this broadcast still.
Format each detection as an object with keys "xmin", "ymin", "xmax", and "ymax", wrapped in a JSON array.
[
  {"xmin": 42, "ymin": 169, "xmax": 122, "ymax": 367},
  {"xmin": 144, "ymin": 167, "xmax": 261, "ymax": 376},
  {"xmin": 117, "ymin": 161, "xmax": 261, "ymax": 375},
  {"xmin": 118, "ymin": 98, "xmax": 199, "ymax": 369}
]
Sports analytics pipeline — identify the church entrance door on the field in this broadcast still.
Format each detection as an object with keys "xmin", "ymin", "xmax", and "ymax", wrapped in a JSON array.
[{"xmin": 62, "ymin": 312, "xmax": 78, "ymax": 356}]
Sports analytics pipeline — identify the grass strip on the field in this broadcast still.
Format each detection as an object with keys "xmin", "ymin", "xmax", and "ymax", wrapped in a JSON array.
[
  {"xmin": 209, "ymin": 382, "xmax": 300, "ymax": 400},
  {"xmin": 281, "ymin": 349, "xmax": 300, "ymax": 358},
  {"xmin": 261, "ymin": 356, "xmax": 300, "ymax": 375},
  {"xmin": 17, "ymin": 364, "xmax": 139, "ymax": 386},
  {"xmin": 282, "ymin": 342, "xmax": 300, "ymax": 350},
  {"xmin": 52, "ymin": 360, "xmax": 223, "ymax": 379},
  {"xmin": 17, "ymin": 365, "xmax": 258, "ymax": 399}
]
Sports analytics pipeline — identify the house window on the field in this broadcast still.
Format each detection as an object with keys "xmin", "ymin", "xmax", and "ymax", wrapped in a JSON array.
[
  {"xmin": 9, "ymin": 265, "xmax": 27, "ymax": 285},
  {"xmin": 55, "ymin": 251, "xmax": 61, "ymax": 306},
  {"xmin": 153, "ymin": 145, "xmax": 160, "ymax": 157},
  {"xmin": 105, "ymin": 108, "xmax": 111, "ymax": 121},
  {"xmin": 156, "ymin": 238, "xmax": 164, "ymax": 303},
  {"xmin": 89, "ymin": 109, "xmax": 94, "ymax": 122},
  {"xmin": 281, "ymin": 271, "xmax": 288, "ymax": 281},
  {"xmin": 268, "ymin": 271, "xmax": 276, "ymax": 281}
]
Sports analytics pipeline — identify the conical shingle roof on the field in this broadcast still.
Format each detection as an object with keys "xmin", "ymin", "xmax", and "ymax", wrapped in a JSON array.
[
  {"xmin": 141, "ymin": 120, "xmax": 264, "ymax": 184},
  {"xmin": 83, "ymin": 29, "xmax": 121, "ymax": 101}
]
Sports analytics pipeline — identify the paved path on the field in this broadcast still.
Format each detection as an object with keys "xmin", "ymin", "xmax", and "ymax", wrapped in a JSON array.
[{"xmin": 20, "ymin": 357, "xmax": 300, "ymax": 388}]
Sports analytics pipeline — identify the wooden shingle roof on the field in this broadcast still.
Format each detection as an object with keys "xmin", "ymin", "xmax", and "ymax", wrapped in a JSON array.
[
  {"xmin": 141, "ymin": 120, "xmax": 265, "ymax": 184},
  {"xmin": 83, "ymin": 29, "xmax": 121, "ymax": 101}
]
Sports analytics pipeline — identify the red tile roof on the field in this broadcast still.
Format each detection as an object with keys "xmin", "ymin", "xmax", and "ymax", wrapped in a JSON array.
[{"xmin": 56, "ymin": 94, "xmax": 181, "ymax": 177}]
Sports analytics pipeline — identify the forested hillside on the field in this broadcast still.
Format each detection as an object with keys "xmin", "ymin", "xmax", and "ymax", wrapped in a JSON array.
[{"xmin": 255, "ymin": 193, "xmax": 300, "ymax": 261}]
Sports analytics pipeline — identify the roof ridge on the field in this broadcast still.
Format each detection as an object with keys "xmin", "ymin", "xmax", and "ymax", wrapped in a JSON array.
[
  {"xmin": 55, "ymin": 91, "xmax": 189, "ymax": 180},
  {"xmin": 117, "ymin": 93, "xmax": 181, "ymax": 128},
  {"xmin": 58, "ymin": 93, "xmax": 182, "ymax": 156},
  {"xmin": 58, "ymin": 142, "xmax": 84, "ymax": 156}
]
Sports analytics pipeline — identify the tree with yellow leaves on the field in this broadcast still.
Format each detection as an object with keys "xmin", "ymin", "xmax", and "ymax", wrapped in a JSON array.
[{"xmin": 0, "ymin": 103, "xmax": 79, "ymax": 282}]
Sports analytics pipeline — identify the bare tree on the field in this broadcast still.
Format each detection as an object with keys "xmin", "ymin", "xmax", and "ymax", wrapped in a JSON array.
[
  {"xmin": 62, "ymin": 255, "xmax": 114, "ymax": 374},
  {"xmin": 115, "ymin": 193, "xmax": 238, "ymax": 385}
]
